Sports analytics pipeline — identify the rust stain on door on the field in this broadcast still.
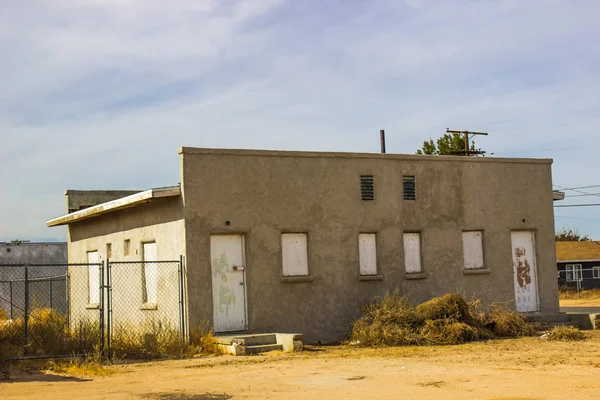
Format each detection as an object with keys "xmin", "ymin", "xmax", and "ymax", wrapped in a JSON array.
[{"xmin": 513, "ymin": 246, "xmax": 532, "ymax": 288}]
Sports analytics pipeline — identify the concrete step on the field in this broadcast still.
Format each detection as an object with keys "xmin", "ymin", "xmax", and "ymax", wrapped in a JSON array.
[
  {"xmin": 245, "ymin": 344, "xmax": 284, "ymax": 354},
  {"xmin": 240, "ymin": 334, "xmax": 277, "ymax": 346}
]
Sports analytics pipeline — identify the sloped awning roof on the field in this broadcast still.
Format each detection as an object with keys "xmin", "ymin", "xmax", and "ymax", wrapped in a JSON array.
[
  {"xmin": 46, "ymin": 186, "xmax": 180, "ymax": 227},
  {"xmin": 556, "ymin": 241, "xmax": 600, "ymax": 262}
]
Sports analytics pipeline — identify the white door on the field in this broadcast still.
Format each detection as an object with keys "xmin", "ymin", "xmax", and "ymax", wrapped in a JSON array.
[
  {"xmin": 143, "ymin": 242, "xmax": 158, "ymax": 304},
  {"xmin": 210, "ymin": 235, "xmax": 247, "ymax": 332},
  {"xmin": 511, "ymin": 231, "xmax": 539, "ymax": 312},
  {"xmin": 87, "ymin": 251, "xmax": 100, "ymax": 305}
]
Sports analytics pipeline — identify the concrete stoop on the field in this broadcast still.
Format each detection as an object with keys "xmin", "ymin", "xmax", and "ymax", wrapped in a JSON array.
[
  {"xmin": 525, "ymin": 313, "xmax": 599, "ymax": 330},
  {"xmin": 215, "ymin": 333, "xmax": 303, "ymax": 356}
]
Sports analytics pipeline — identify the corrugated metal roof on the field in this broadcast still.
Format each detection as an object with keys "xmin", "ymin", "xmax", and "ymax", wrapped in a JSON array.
[{"xmin": 556, "ymin": 241, "xmax": 600, "ymax": 262}]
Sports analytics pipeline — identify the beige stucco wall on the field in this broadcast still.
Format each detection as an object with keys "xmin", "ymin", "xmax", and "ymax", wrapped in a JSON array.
[
  {"xmin": 180, "ymin": 148, "xmax": 558, "ymax": 343},
  {"xmin": 66, "ymin": 197, "xmax": 185, "ymax": 332}
]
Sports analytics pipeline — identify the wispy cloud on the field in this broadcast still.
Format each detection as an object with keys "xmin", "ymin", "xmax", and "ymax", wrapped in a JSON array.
[{"xmin": 1, "ymin": 0, "xmax": 600, "ymax": 240}]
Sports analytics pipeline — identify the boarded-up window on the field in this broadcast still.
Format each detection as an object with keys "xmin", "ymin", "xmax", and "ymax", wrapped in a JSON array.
[
  {"xmin": 281, "ymin": 233, "xmax": 309, "ymax": 276},
  {"xmin": 124, "ymin": 239, "xmax": 131, "ymax": 256},
  {"xmin": 359, "ymin": 233, "xmax": 377, "ymax": 276},
  {"xmin": 142, "ymin": 242, "xmax": 158, "ymax": 303},
  {"xmin": 462, "ymin": 231, "xmax": 484, "ymax": 270},
  {"xmin": 106, "ymin": 243, "xmax": 112, "ymax": 259},
  {"xmin": 403, "ymin": 233, "xmax": 422, "ymax": 273},
  {"xmin": 87, "ymin": 251, "xmax": 100, "ymax": 305}
]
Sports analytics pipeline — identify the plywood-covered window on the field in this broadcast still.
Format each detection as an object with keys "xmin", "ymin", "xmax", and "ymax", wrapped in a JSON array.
[
  {"xmin": 462, "ymin": 231, "xmax": 484, "ymax": 270},
  {"xmin": 142, "ymin": 242, "xmax": 158, "ymax": 304},
  {"xmin": 403, "ymin": 232, "xmax": 422, "ymax": 273},
  {"xmin": 87, "ymin": 251, "xmax": 100, "ymax": 305},
  {"xmin": 359, "ymin": 233, "xmax": 377, "ymax": 276},
  {"xmin": 281, "ymin": 233, "xmax": 309, "ymax": 276}
]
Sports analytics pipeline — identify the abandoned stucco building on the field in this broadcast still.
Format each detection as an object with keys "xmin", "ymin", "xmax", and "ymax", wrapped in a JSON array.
[{"xmin": 47, "ymin": 147, "xmax": 559, "ymax": 342}]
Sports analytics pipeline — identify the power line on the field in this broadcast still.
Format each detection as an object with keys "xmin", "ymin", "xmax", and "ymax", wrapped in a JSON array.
[
  {"xmin": 553, "ymin": 184, "xmax": 600, "ymax": 200},
  {"xmin": 553, "ymin": 184, "xmax": 600, "ymax": 191},
  {"xmin": 565, "ymin": 192, "xmax": 600, "ymax": 198},
  {"xmin": 555, "ymin": 215, "xmax": 600, "ymax": 221},
  {"xmin": 554, "ymin": 203, "xmax": 600, "ymax": 208}
]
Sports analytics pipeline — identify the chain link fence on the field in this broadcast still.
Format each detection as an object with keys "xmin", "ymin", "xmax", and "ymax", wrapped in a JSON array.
[
  {"xmin": 1, "ymin": 258, "xmax": 185, "ymax": 360},
  {"xmin": 107, "ymin": 259, "xmax": 185, "ymax": 359},
  {"xmin": 0, "ymin": 264, "xmax": 103, "ymax": 360}
]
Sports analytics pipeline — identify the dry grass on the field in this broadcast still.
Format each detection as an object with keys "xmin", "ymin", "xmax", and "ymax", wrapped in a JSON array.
[
  {"xmin": 350, "ymin": 292, "xmax": 535, "ymax": 347},
  {"xmin": 111, "ymin": 319, "xmax": 222, "ymax": 359},
  {"xmin": 546, "ymin": 326, "xmax": 588, "ymax": 342},
  {"xmin": 559, "ymin": 288, "xmax": 600, "ymax": 300},
  {"xmin": 46, "ymin": 354, "xmax": 119, "ymax": 377}
]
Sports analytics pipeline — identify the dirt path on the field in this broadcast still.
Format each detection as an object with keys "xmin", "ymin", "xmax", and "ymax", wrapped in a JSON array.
[
  {"xmin": 560, "ymin": 298, "xmax": 600, "ymax": 307},
  {"xmin": 2, "ymin": 333, "xmax": 600, "ymax": 400}
]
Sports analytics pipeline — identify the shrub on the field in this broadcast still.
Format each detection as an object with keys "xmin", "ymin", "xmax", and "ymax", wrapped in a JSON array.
[
  {"xmin": 484, "ymin": 305, "xmax": 534, "ymax": 337},
  {"xmin": 190, "ymin": 322, "xmax": 223, "ymax": 356},
  {"xmin": 546, "ymin": 326, "xmax": 587, "ymax": 341},
  {"xmin": 350, "ymin": 292, "xmax": 535, "ymax": 347}
]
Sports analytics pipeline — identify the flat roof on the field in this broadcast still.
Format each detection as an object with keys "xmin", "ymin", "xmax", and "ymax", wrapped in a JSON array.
[
  {"xmin": 178, "ymin": 147, "xmax": 553, "ymax": 165},
  {"xmin": 46, "ymin": 186, "xmax": 180, "ymax": 227}
]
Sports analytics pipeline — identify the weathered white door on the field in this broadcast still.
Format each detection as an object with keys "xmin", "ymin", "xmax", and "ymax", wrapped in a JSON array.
[
  {"xmin": 210, "ymin": 235, "xmax": 247, "ymax": 332},
  {"xmin": 87, "ymin": 251, "xmax": 100, "ymax": 305},
  {"xmin": 143, "ymin": 242, "xmax": 158, "ymax": 303},
  {"xmin": 511, "ymin": 231, "xmax": 539, "ymax": 312}
]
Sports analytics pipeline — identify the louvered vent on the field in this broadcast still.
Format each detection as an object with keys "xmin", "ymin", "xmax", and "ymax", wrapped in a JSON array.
[
  {"xmin": 360, "ymin": 175, "xmax": 374, "ymax": 201},
  {"xmin": 403, "ymin": 175, "xmax": 416, "ymax": 200}
]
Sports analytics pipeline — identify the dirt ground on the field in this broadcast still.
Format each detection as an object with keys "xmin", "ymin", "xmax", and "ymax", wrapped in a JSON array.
[{"xmin": 2, "ymin": 331, "xmax": 600, "ymax": 400}]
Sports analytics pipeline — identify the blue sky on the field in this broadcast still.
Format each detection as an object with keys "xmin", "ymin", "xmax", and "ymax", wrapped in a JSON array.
[{"xmin": 1, "ymin": 0, "xmax": 600, "ymax": 242}]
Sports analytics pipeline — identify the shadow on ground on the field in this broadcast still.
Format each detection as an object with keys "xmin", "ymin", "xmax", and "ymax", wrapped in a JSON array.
[{"xmin": 141, "ymin": 393, "xmax": 232, "ymax": 400}]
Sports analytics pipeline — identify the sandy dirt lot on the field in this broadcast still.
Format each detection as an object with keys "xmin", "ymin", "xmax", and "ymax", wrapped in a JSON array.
[{"xmin": 2, "ymin": 331, "xmax": 600, "ymax": 400}]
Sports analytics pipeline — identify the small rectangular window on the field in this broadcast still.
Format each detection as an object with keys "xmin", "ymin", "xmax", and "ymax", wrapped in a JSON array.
[
  {"xmin": 566, "ymin": 264, "xmax": 582, "ymax": 282},
  {"xmin": 124, "ymin": 239, "xmax": 131, "ymax": 256},
  {"xmin": 462, "ymin": 231, "xmax": 484, "ymax": 270},
  {"xmin": 593, "ymin": 266, "xmax": 600, "ymax": 279},
  {"xmin": 403, "ymin": 176, "xmax": 416, "ymax": 200},
  {"xmin": 360, "ymin": 175, "xmax": 374, "ymax": 201},
  {"xmin": 359, "ymin": 233, "xmax": 377, "ymax": 276},
  {"xmin": 281, "ymin": 233, "xmax": 309, "ymax": 276},
  {"xmin": 87, "ymin": 251, "xmax": 100, "ymax": 305},
  {"xmin": 403, "ymin": 232, "xmax": 422, "ymax": 273},
  {"xmin": 106, "ymin": 243, "xmax": 112, "ymax": 259}
]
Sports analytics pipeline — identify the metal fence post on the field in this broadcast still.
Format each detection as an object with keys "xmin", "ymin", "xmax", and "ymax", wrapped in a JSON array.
[
  {"xmin": 178, "ymin": 255, "xmax": 185, "ymax": 341},
  {"xmin": 49, "ymin": 277, "xmax": 53, "ymax": 309},
  {"xmin": 66, "ymin": 271, "xmax": 70, "ymax": 330},
  {"xmin": 24, "ymin": 266, "xmax": 29, "ymax": 356},
  {"xmin": 100, "ymin": 261, "xmax": 105, "ymax": 355},
  {"xmin": 9, "ymin": 281, "xmax": 13, "ymax": 320},
  {"xmin": 107, "ymin": 260, "xmax": 112, "ymax": 360}
]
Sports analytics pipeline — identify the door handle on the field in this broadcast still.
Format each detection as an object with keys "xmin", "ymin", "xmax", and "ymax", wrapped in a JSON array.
[{"xmin": 233, "ymin": 266, "xmax": 245, "ymax": 271}]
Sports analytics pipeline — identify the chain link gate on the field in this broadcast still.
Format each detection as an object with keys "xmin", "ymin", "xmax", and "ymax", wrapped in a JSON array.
[
  {"xmin": 0, "ymin": 263, "xmax": 104, "ymax": 360},
  {"xmin": 105, "ymin": 257, "xmax": 185, "ymax": 359}
]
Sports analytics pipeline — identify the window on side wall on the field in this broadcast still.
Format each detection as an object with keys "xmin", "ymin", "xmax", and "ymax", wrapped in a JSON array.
[
  {"xmin": 281, "ymin": 233, "xmax": 309, "ymax": 276},
  {"xmin": 462, "ymin": 231, "xmax": 484, "ymax": 270},
  {"xmin": 358, "ymin": 233, "xmax": 377, "ymax": 276},
  {"xmin": 593, "ymin": 266, "xmax": 600, "ymax": 279},
  {"xmin": 403, "ymin": 232, "xmax": 422, "ymax": 273},
  {"xmin": 566, "ymin": 264, "xmax": 582, "ymax": 282},
  {"xmin": 142, "ymin": 242, "xmax": 158, "ymax": 304},
  {"xmin": 87, "ymin": 251, "xmax": 100, "ymax": 305},
  {"xmin": 403, "ymin": 176, "xmax": 416, "ymax": 200}
]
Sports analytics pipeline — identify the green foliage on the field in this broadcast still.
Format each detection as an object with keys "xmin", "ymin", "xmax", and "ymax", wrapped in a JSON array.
[
  {"xmin": 416, "ymin": 133, "xmax": 482, "ymax": 156},
  {"xmin": 350, "ymin": 292, "xmax": 535, "ymax": 347},
  {"xmin": 555, "ymin": 227, "xmax": 591, "ymax": 242}
]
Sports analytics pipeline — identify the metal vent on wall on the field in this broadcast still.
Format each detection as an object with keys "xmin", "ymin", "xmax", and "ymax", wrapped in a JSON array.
[
  {"xmin": 360, "ymin": 175, "xmax": 374, "ymax": 201},
  {"xmin": 403, "ymin": 176, "xmax": 416, "ymax": 200}
]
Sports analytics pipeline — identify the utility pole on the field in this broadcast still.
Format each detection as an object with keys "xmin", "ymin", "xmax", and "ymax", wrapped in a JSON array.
[{"xmin": 446, "ymin": 128, "xmax": 488, "ymax": 156}]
